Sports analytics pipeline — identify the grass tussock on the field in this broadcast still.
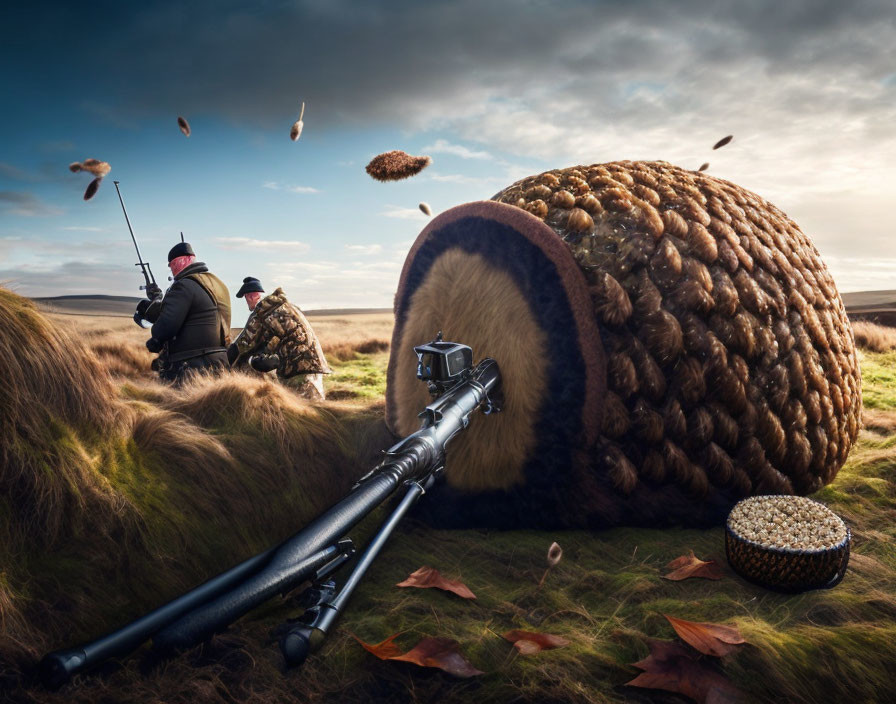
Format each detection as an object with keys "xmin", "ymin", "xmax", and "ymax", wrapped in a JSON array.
[
  {"xmin": 0, "ymin": 289, "xmax": 130, "ymax": 547},
  {"xmin": 851, "ymin": 320, "xmax": 896, "ymax": 352},
  {"xmin": 0, "ymin": 287, "xmax": 393, "ymax": 692},
  {"xmin": 89, "ymin": 337, "xmax": 156, "ymax": 378},
  {"xmin": 323, "ymin": 338, "xmax": 390, "ymax": 362}
]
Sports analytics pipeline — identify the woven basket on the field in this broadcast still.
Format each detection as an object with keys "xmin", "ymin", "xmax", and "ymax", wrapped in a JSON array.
[{"xmin": 725, "ymin": 495, "xmax": 850, "ymax": 592}]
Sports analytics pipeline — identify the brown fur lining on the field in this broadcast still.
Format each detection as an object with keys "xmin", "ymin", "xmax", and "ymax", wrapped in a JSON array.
[{"xmin": 387, "ymin": 201, "xmax": 605, "ymax": 446}]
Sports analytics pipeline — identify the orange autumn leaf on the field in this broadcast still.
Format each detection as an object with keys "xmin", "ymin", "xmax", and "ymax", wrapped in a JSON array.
[
  {"xmin": 663, "ymin": 614, "xmax": 745, "ymax": 657},
  {"xmin": 350, "ymin": 632, "xmax": 403, "ymax": 659},
  {"xmin": 352, "ymin": 633, "xmax": 483, "ymax": 678},
  {"xmin": 503, "ymin": 629, "xmax": 570, "ymax": 654},
  {"xmin": 663, "ymin": 551, "xmax": 724, "ymax": 581},
  {"xmin": 627, "ymin": 639, "xmax": 746, "ymax": 703},
  {"xmin": 396, "ymin": 566, "xmax": 476, "ymax": 599},
  {"xmin": 391, "ymin": 637, "xmax": 484, "ymax": 678}
]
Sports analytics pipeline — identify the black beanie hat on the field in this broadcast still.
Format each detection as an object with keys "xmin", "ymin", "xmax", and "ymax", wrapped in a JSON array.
[
  {"xmin": 168, "ymin": 241, "xmax": 195, "ymax": 262},
  {"xmin": 236, "ymin": 276, "xmax": 265, "ymax": 298}
]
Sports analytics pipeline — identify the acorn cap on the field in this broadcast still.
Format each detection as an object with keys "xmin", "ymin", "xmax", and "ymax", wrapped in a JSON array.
[{"xmin": 236, "ymin": 276, "xmax": 264, "ymax": 298}]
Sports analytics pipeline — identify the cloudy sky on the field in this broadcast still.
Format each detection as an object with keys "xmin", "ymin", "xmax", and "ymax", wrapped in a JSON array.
[{"xmin": 1, "ymin": 0, "xmax": 894, "ymax": 324}]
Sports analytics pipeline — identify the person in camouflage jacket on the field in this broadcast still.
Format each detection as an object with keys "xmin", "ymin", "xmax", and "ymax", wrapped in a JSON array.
[{"xmin": 228, "ymin": 278, "xmax": 331, "ymax": 399}]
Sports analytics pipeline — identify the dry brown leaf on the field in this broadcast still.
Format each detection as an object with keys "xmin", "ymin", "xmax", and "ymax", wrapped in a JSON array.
[
  {"xmin": 396, "ymin": 566, "xmax": 476, "ymax": 599},
  {"xmin": 352, "ymin": 633, "xmax": 483, "ymax": 678},
  {"xmin": 628, "ymin": 639, "xmax": 746, "ymax": 703},
  {"xmin": 663, "ymin": 550, "xmax": 723, "ymax": 581},
  {"xmin": 365, "ymin": 150, "xmax": 431, "ymax": 182},
  {"xmin": 699, "ymin": 162, "xmax": 710, "ymax": 172},
  {"xmin": 391, "ymin": 637, "xmax": 484, "ymax": 677},
  {"xmin": 83, "ymin": 177, "xmax": 102, "ymax": 201},
  {"xmin": 712, "ymin": 135, "xmax": 733, "ymax": 150},
  {"xmin": 419, "ymin": 202, "xmax": 432, "ymax": 216},
  {"xmin": 503, "ymin": 629, "xmax": 570, "ymax": 654},
  {"xmin": 178, "ymin": 116, "xmax": 191, "ymax": 137},
  {"xmin": 663, "ymin": 614, "xmax": 745, "ymax": 657}
]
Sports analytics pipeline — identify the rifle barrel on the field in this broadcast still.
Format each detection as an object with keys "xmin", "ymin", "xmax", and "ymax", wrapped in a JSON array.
[
  {"xmin": 153, "ymin": 360, "xmax": 499, "ymax": 654},
  {"xmin": 112, "ymin": 180, "xmax": 154, "ymax": 287},
  {"xmin": 40, "ymin": 543, "xmax": 280, "ymax": 687}
]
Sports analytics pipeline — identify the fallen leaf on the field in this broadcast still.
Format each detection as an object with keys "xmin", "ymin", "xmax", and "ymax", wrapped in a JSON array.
[
  {"xmin": 547, "ymin": 541, "xmax": 563, "ymax": 567},
  {"xmin": 365, "ymin": 150, "xmax": 431, "ymax": 182},
  {"xmin": 503, "ymin": 629, "xmax": 570, "ymax": 654},
  {"xmin": 699, "ymin": 162, "xmax": 710, "ymax": 172},
  {"xmin": 419, "ymin": 202, "xmax": 432, "ymax": 216},
  {"xmin": 178, "ymin": 115, "xmax": 191, "ymax": 137},
  {"xmin": 350, "ymin": 632, "xmax": 403, "ymax": 659},
  {"xmin": 352, "ymin": 633, "xmax": 483, "ymax": 678},
  {"xmin": 628, "ymin": 639, "xmax": 746, "ymax": 704},
  {"xmin": 712, "ymin": 135, "xmax": 733, "ymax": 150},
  {"xmin": 83, "ymin": 177, "xmax": 102, "ymax": 201},
  {"xmin": 663, "ymin": 551, "xmax": 723, "ymax": 581},
  {"xmin": 290, "ymin": 102, "xmax": 305, "ymax": 141},
  {"xmin": 392, "ymin": 637, "xmax": 484, "ymax": 677},
  {"xmin": 397, "ymin": 566, "xmax": 476, "ymax": 599},
  {"xmin": 663, "ymin": 614, "xmax": 745, "ymax": 657}
]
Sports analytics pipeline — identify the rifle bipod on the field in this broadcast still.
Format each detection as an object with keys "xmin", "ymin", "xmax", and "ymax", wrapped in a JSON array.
[{"xmin": 278, "ymin": 474, "xmax": 437, "ymax": 666}]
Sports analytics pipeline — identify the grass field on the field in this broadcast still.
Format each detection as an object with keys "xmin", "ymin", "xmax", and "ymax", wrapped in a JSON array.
[{"xmin": 1, "ymin": 301, "xmax": 895, "ymax": 704}]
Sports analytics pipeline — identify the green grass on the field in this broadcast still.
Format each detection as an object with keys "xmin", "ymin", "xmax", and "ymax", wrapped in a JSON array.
[
  {"xmin": 855, "ymin": 349, "xmax": 896, "ymax": 409},
  {"xmin": 325, "ymin": 351, "xmax": 389, "ymax": 399}
]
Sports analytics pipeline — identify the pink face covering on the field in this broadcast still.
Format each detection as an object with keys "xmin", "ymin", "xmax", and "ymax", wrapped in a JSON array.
[
  {"xmin": 245, "ymin": 291, "xmax": 263, "ymax": 310},
  {"xmin": 169, "ymin": 254, "xmax": 196, "ymax": 277}
]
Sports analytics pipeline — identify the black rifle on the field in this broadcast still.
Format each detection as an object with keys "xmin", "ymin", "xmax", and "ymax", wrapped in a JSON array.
[
  {"xmin": 113, "ymin": 180, "xmax": 163, "ymax": 335},
  {"xmin": 112, "ymin": 181, "xmax": 157, "ymax": 298},
  {"xmin": 40, "ymin": 336, "xmax": 501, "ymax": 685}
]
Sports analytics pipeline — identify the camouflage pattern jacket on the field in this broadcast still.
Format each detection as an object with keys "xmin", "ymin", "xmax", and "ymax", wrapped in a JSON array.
[{"xmin": 232, "ymin": 288, "xmax": 331, "ymax": 377}]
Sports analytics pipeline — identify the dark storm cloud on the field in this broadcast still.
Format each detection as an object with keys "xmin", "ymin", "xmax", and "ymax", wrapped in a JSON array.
[
  {"xmin": 0, "ymin": 191, "xmax": 63, "ymax": 217},
  {"xmin": 2, "ymin": 0, "xmax": 892, "ymax": 131}
]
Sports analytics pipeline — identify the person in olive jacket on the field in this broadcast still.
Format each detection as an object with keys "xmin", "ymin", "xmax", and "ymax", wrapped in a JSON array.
[{"xmin": 142, "ymin": 241, "xmax": 232, "ymax": 383}]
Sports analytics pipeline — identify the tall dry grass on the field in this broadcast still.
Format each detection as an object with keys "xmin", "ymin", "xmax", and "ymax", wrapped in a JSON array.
[
  {"xmin": 0, "ymin": 287, "xmax": 394, "ymax": 688},
  {"xmin": 851, "ymin": 320, "xmax": 896, "ymax": 352},
  {"xmin": 0, "ymin": 289, "xmax": 132, "ymax": 546}
]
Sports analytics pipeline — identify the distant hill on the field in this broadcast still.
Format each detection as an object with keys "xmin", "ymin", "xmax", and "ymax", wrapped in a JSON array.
[
  {"xmin": 30, "ymin": 295, "xmax": 392, "ymax": 318},
  {"xmin": 31, "ymin": 295, "xmax": 142, "ymax": 317},
  {"xmin": 841, "ymin": 290, "xmax": 896, "ymax": 327}
]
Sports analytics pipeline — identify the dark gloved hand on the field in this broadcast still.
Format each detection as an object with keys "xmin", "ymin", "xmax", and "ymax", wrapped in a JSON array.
[
  {"xmin": 250, "ymin": 353, "xmax": 280, "ymax": 373},
  {"xmin": 134, "ymin": 299, "xmax": 151, "ymax": 327},
  {"xmin": 146, "ymin": 337, "xmax": 163, "ymax": 354},
  {"xmin": 145, "ymin": 283, "xmax": 163, "ymax": 300},
  {"xmin": 227, "ymin": 342, "xmax": 239, "ymax": 366}
]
